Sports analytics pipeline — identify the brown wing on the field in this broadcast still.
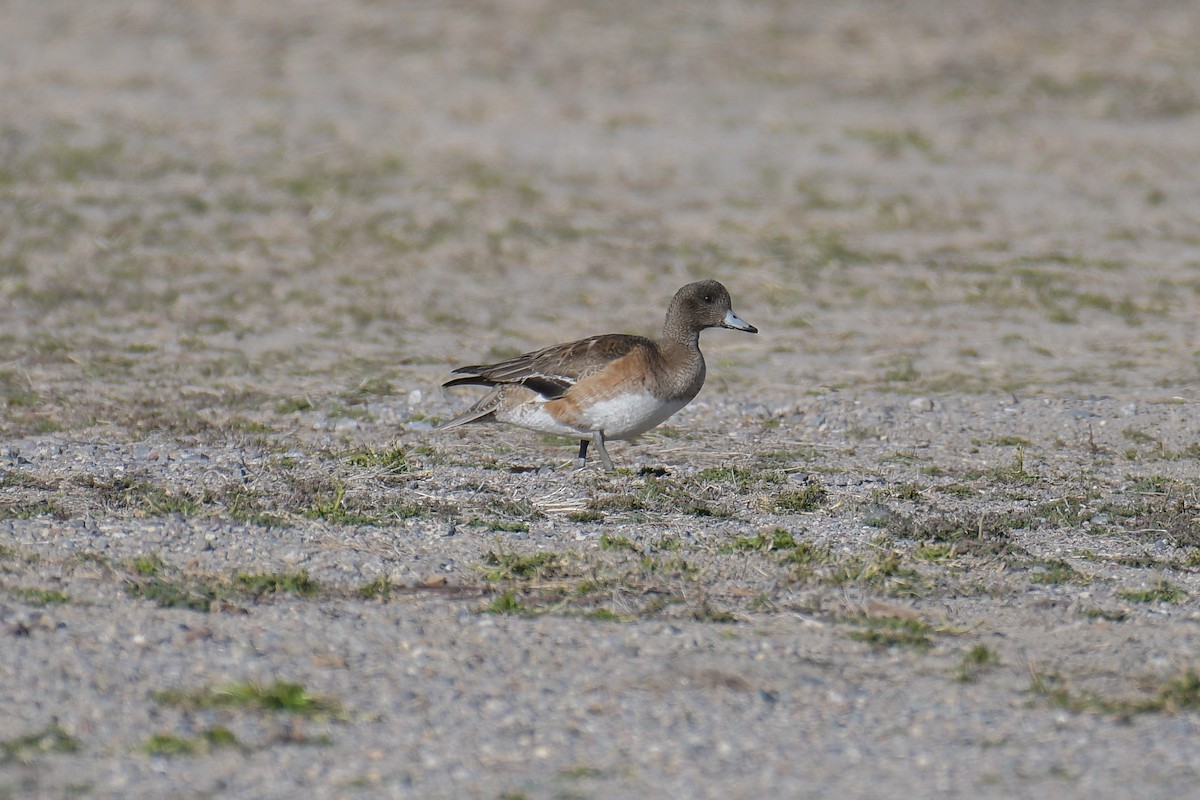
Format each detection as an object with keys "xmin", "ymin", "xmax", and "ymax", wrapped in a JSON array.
[{"xmin": 443, "ymin": 334, "xmax": 653, "ymax": 399}]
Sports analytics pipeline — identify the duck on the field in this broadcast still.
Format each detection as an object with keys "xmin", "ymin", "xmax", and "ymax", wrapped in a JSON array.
[{"xmin": 436, "ymin": 279, "xmax": 757, "ymax": 470}]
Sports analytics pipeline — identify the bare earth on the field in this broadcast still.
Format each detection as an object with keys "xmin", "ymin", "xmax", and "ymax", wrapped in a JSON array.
[{"xmin": 3, "ymin": 1, "xmax": 1200, "ymax": 798}]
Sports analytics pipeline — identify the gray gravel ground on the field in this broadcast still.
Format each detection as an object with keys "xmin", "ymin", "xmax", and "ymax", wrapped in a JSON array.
[{"xmin": 3, "ymin": 1, "xmax": 1200, "ymax": 798}]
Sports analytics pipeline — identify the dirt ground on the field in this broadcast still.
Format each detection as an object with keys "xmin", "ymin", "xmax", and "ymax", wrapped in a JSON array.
[{"xmin": 3, "ymin": 1, "xmax": 1200, "ymax": 798}]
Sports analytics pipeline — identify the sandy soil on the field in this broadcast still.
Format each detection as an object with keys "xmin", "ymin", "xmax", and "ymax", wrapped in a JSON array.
[{"xmin": 2, "ymin": 1, "xmax": 1200, "ymax": 798}]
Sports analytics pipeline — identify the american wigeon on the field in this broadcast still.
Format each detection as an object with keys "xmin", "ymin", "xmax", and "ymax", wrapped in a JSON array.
[{"xmin": 437, "ymin": 279, "xmax": 757, "ymax": 470}]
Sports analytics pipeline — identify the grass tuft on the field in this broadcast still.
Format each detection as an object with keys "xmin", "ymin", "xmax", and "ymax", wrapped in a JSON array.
[
  {"xmin": 1117, "ymin": 579, "xmax": 1186, "ymax": 604},
  {"xmin": 234, "ymin": 571, "xmax": 320, "ymax": 598},
  {"xmin": 848, "ymin": 617, "xmax": 934, "ymax": 651},
  {"xmin": 142, "ymin": 727, "xmax": 240, "ymax": 757},
  {"xmin": 0, "ymin": 724, "xmax": 80, "ymax": 762},
  {"xmin": 956, "ymin": 644, "xmax": 1000, "ymax": 682},
  {"xmin": 154, "ymin": 681, "xmax": 339, "ymax": 716}
]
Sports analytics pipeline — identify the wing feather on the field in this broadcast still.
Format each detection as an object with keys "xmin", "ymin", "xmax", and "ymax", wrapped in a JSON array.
[{"xmin": 444, "ymin": 334, "xmax": 652, "ymax": 398}]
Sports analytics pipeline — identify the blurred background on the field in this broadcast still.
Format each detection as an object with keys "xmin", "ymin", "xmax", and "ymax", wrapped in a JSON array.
[{"xmin": 2, "ymin": 0, "xmax": 1199, "ymax": 441}]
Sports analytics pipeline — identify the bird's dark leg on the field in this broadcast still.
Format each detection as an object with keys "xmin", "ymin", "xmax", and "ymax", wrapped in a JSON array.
[
  {"xmin": 573, "ymin": 439, "xmax": 589, "ymax": 470},
  {"xmin": 591, "ymin": 430, "xmax": 614, "ymax": 472}
]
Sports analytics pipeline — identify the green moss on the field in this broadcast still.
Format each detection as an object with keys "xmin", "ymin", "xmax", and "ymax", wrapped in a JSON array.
[
  {"xmin": 1, "ymin": 724, "xmax": 80, "ymax": 761},
  {"xmin": 357, "ymin": 576, "xmax": 394, "ymax": 601},
  {"xmin": 775, "ymin": 483, "xmax": 827, "ymax": 512},
  {"xmin": 154, "ymin": 681, "xmax": 339, "ymax": 716},
  {"xmin": 956, "ymin": 644, "xmax": 1000, "ymax": 682},
  {"xmin": 9, "ymin": 587, "xmax": 71, "ymax": 605},
  {"xmin": 1117, "ymin": 579, "xmax": 1186, "ymax": 604},
  {"xmin": 720, "ymin": 529, "xmax": 799, "ymax": 554},
  {"xmin": 485, "ymin": 590, "xmax": 531, "ymax": 615},
  {"xmin": 142, "ymin": 727, "xmax": 240, "ymax": 757},
  {"xmin": 849, "ymin": 617, "xmax": 933, "ymax": 651},
  {"xmin": 233, "ymin": 571, "xmax": 320, "ymax": 598}
]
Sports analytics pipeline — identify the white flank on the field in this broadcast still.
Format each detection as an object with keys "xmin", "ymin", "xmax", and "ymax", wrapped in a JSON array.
[
  {"xmin": 579, "ymin": 393, "xmax": 689, "ymax": 439},
  {"xmin": 500, "ymin": 404, "xmax": 588, "ymax": 437},
  {"xmin": 494, "ymin": 392, "xmax": 690, "ymax": 440}
]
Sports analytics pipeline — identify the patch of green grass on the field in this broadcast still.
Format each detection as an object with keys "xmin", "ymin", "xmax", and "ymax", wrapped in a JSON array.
[
  {"xmin": 886, "ymin": 511, "xmax": 1028, "ymax": 557},
  {"xmin": 882, "ymin": 355, "xmax": 919, "ymax": 383},
  {"xmin": 357, "ymin": 576, "xmax": 394, "ymax": 601},
  {"xmin": 720, "ymin": 528, "xmax": 799, "ymax": 554},
  {"xmin": 1095, "ymin": 493, "xmax": 1200, "ymax": 547},
  {"xmin": 568, "ymin": 510, "xmax": 605, "ymax": 523},
  {"xmin": 381, "ymin": 503, "xmax": 430, "ymax": 521},
  {"xmin": 588, "ymin": 493, "xmax": 646, "ymax": 513},
  {"xmin": 0, "ymin": 498, "xmax": 71, "ymax": 520},
  {"xmin": 1123, "ymin": 428, "xmax": 1161, "ymax": 447},
  {"xmin": 679, "ymin": 500, "xmax": 730, "ymax": 518},
  {"xmin": 848, "ymin": 127, "xmax": 935, "ymax": 159},
  {"xmin": 1080, "ymin": 607, "xmax": 1127, "ymax": 622},
  {"xmin": 154, "ymin": 681, "xmax": 339, "ymax": 716},
  {"xmin": 485, "ymin": 590, "xmax": 532, "ymax": 615},
  {"xmin": 882, "ymin": 481, "xmax": 925, "ymax": 500},
  {"xmin": 847, "ymin": 425, "xmax": 881, "ymax": 441},
  {"xmin": 0, "ymin": 372, "xmax": 40, "ymax": 407},
  {"xmin": 479, "ymin": 550, "xmax": 562, "ymax": 582},
  {"xmin": 234, "ymin": 571, "xmax": 320, "ymax": 598},
  {"xmin": 8, "ymin": 587, "xmax": 71, "ymax": 605},
  {"xmin": 695, "ymin": 466, "xmax": 783, "ymax": 492},
  {"xmin": 347, "ymin": 376, "xmax": 394, "ymax": 400},
  {"xmin": 848, "ymin": 617, "xmax": 933, "ymax": 651},
  {"xmin": 988, "ymin": 447, "xmax": 1036, "ymax": 484},
  {"xmin": 467, "ymin": 517, "xmax": 530, "ymax": 532},
  {"xmin": 142, "ymin": 727, "xmax": 240, "ymax": 757},
  {"xmin": 691, "ymin": 599, "xmax": 738, "ymax": 624},
  {"xmin": 990, "ymin": 436, "xmax": 1032, "ymax": 447},
  {"xmin": 774, "ymin": 483, "xmax": 827, "ymax": 512},
  {"xmin": 781, "ymin": 540, "xmax": 836, "ymax": 570},
  {"xmin": 141, "ymin": 732, "xmax": 197, "ymax": 757},
  {"xmin": 882, "ymin": 451, "xmax": 924, "ymax": 466},
  {"xmin": 344, "ymin": 446, "xmax": 413, "ymax": 475},
  {"xmin": 132, "ymin": 554, "xmax": 166, "ymax": 576},
  {"xmin": 827, "ymin": 548, "xmax": 926, "ymax": 595},
  {"xmin": 934, "ymin": 483, "xmax": 976, "ymax": 498},
  {"xmin": 43, "ymin": 137, "xmax": 125, "ymax": 181},
  {"xmin": 913, "ymin": 543, "xmax": 956, "ymax": 561},
  {"xmin": 135, "ymin": 485, "xmax": 202, "ymax": 516},
  {"xmin": 1143, "ymin": 669, "xmax": 1200, "ymax": 713},
  {"xmin": 1030, "ymin": 668, "xmax": 1200, "ymax": 716},
  {"xmin": 276, "ymin": 397, "xmax": 315, "ymax": 414},
  {"xmin": 956, "ymin": 644, "xmax": 1000, "ymax": 682},
  {"xmin": 598, "ymin": 533, "xmax": 641, "ymax": 553},
  {"xmin": 302, "ymin": 483, "xmax": 379, "ymax": 526},
  {"xmin": 1126, "ymin": 474, "xmax": 1175, "ymax": 493},
  {"xmin": 560, "ymin": 764, "xmax": 605, "ymax": 780},
  {"xmin": 0, "ymin": 724, "xmax": 80, "ymax": 762},
  {"xmin": 222, "ymin": 488, "xmax": 286, "ymax": 528},
  {"xmin": 757, "ymin": 446, "xmax": 822, "ymax": 464},
  {"xmin": 1117, "ymin": 579, "xmax": 1186, "ymax": 604},
  {"xmin": 1029, "ymin": 559, "xmax": 1087, "ymax": 585},
  {"xmin": 127, "ymin": 574, "xmax": 221, "ymax": 612},
  {"xmin": 1032, "ymin": 496, "xmax": 1090, "ymax": 528}
]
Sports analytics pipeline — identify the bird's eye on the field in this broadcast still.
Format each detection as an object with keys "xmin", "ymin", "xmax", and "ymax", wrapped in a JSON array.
[{"xmin": 702, "ymin": 294, "xmax": 713, "ymax": 303}]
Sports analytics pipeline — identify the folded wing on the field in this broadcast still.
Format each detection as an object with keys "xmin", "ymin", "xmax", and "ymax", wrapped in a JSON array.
[{"xmin": 442, "ymin": 334, "xmax": 652, "ymax": 399}]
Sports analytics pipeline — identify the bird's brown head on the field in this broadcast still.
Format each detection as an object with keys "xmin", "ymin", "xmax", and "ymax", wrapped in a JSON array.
[{"xmin": 662, "ymin": 279, "xmax": 758, "ymax": 343}]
